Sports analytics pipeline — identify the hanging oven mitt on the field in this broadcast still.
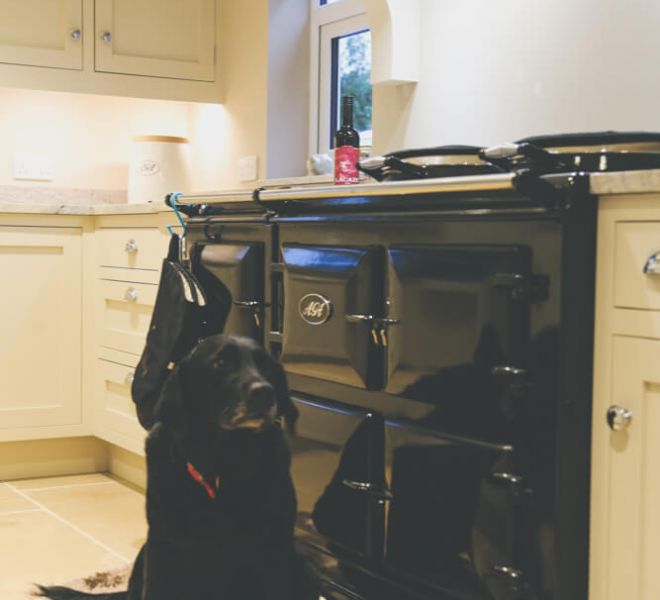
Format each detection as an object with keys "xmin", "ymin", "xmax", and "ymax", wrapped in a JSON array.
[{"xmin": 131, "ymin": 234, "xmax": 231, "ymax": 429}]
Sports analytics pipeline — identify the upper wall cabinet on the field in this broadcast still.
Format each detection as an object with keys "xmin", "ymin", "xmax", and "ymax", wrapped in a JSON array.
[
  {"xmin": 0, "ymin": 0, "xmax": 82, "ymax": 70},
  {"xmin": 0, "ymin": 0, "xmax": 221, "ymax": 103},
  {"xmin": 95, "ymin": 0, "xmax": 215, "ymax": 82}
]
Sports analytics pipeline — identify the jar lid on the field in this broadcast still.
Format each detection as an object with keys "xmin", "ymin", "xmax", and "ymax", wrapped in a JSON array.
[{"xmin": 133, "ymin": 135, "xmax": 189, "ymax": 144}]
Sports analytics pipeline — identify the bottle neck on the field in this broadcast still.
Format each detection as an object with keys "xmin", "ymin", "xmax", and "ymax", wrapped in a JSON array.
[{"xmin": 341, "ymin": 101, "xmax": 354, "ymax": 128}]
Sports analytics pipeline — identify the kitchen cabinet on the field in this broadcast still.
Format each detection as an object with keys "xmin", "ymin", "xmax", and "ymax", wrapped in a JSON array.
[
  {"xmin": 0, "ymin": 0, "xmax": 221, "ymax": 103},
  {"xmin": 590, "ymin": 195, "xmax": 660, "ymax": 600},
  {"xmin": 0, "ymin": 0, "xmax": 82, "ymax": 70},
  {"xmin": 91, "ymin": 217, "xmax": 174, "ymax": 455},
  {"xmin": 0, "ymin": 225, "xmax": 83, "ymax": 440},
  {"xmin": 95, "ymin": 0, "xmax": 216, "ymax": 82}
]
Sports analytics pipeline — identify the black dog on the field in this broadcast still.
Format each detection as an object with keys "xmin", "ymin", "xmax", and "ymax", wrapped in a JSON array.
[{"xmin": 37, "ymin": 335, "xmax": 318, "ymax": 600}]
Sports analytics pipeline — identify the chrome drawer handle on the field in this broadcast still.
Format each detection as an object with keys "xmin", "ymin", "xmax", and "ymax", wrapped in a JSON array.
[
  {"xmin": 124, "ymin": 287, "xmax": 138, "ymax": 303},
  {"xmin": 644, "ymin": 251, "xmax": 660, "ymax": 275},
  {"xmin": 124, "ymin": 372, "xmax": 135, "ymax": 387},
  {"xmin": 125, "ymin": 239, "xmax": 138, "ymax": 254},
  {"xmin": 607, "ymin": 405, "xmax": 632, "ymax": 431}
]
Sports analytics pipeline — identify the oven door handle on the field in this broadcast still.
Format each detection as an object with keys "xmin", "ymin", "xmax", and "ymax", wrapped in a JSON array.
[
  {"xmin": 345, "ymin": 313, "xmax": 374, "ymax": 324},
  {"xmin": 342, "ymin": 479, "xmax": 393, "ymax": 501}
]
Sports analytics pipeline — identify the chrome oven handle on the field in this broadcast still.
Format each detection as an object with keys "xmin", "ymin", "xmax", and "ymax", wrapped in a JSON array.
[
  {"xmin": 233, "ymin": 300, "xmax": 261, "ymax": 308},
  {"xmin": 345, "ymin": 314, "xmax": 374, "ymax": 323},
  {"xmin": 644, "ymin": 251, "xmax": 660, "ymax": 275},
  {"xmin": 342, "ymin": 479, "xmax": 393, "ymax": 501}
]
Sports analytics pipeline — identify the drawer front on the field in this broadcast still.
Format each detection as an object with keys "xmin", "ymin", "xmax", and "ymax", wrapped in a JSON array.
[
  {"xmin": 614, "ymin": 221, "xmax": 660, "ymax": 310},
  {"xmin": 98, "ymin": 279, "xmax": 157, "ymax": 355},
  {"xmin": 95, "ymin": 357, "xmax": 145, "ymax": 454},
  {"xmin": 97, "ymin": 227, "xmax": 167, "ymax": 271}
]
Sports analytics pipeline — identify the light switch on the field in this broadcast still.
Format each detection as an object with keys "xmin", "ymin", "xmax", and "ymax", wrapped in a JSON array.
[
  {"xmin": 14, "ymin": 154, "xmax": 55, "ymax": 181},
  {"xmin": 238, "ymin": 155, "xmax": 259, "ymax": 182}
]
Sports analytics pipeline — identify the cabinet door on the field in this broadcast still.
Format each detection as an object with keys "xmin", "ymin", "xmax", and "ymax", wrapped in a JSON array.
[
  {"xmin": 94, "ymin": 351, "xmax": 145, "ymax": 455},
  {"xmin": 0, "ymin": 227, "xmax": 82, "ymax": 433},
  {"xmin": 592, "ymin": 336, "xmax": 660, "ymax": 600},
  {"xmin": 0, "ymin": 0, "xmax": 82, "ymax": 69},
  {"xmin": 95, "ymin": 0, "xmax": 216, "ymax": 81}
]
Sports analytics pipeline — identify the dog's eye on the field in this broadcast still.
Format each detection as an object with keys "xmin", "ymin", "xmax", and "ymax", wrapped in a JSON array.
[{"xmin": 212, "ymin": 358, "xmax": 226, "ymax": 370}]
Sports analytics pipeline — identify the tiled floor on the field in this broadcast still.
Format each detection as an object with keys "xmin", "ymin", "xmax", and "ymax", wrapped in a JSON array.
[{"xmin": 0, "ymin": 473, "xmax": 146, "ymax": 600}]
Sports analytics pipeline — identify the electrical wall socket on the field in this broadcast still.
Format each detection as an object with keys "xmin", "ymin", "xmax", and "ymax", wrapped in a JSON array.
[
  {"xmin": 14, "ymin": 155, "xmax": 55, "ymax": 181},
  {"xmin": 238, "ymin": 155, "xmax": 259, "ymax": 182}
]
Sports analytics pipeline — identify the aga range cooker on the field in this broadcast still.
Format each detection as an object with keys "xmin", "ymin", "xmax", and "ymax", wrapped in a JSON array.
[{"xmin": 169, "ymin": 131, "xmax": 660, "ymax": 600}]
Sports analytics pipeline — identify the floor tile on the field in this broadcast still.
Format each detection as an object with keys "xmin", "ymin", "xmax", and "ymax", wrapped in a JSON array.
[
  {"xmin": 0, "ymin": 510, "xmax": 128, "ymax": 600},
  {"xmin": 23, "ymin": 479, "xmax": 147, "ymax": 558},
  {"xmin": 0, "ymin": 483, "xmax": 36, "ymax": 513}
]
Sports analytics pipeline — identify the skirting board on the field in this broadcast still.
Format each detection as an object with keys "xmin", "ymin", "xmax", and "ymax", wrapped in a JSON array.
[{"xmin": 0, "ymin": 436, "xmax": 108, "ymax": 481}]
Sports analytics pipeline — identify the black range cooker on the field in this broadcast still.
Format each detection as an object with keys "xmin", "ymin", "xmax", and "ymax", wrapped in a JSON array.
[{"xmin": 175, "ymin": 132, "xmax": 660, "ymax": 600}]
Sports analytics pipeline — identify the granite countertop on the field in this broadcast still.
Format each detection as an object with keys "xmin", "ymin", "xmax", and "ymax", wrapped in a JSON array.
[
  {"xmin": 0, "ymin": 186, "xmax": 173, "ymax": 215},
  {"xmin": 589, "ymin": 169, "xmax": 660, "ymax": 195},
  {"xmin": 0, "ymin": 202, "xmax": 171, "ymax": 215}
]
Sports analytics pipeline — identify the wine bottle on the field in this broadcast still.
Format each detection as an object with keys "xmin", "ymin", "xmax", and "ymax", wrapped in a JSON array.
[{"xmin": 334, "ymin": 96, "xmax": 360, "ymax": 185}]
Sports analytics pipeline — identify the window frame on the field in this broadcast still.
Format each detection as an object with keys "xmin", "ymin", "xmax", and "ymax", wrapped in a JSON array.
[{"xmin": 309, "ymin": 0, "xmax": 368, "ymax": 156}]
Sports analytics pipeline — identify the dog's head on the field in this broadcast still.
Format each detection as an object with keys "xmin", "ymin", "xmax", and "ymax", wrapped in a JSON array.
[{"xmin": 154, "ymin": 335, "xmax": 298, "ymax": 446}]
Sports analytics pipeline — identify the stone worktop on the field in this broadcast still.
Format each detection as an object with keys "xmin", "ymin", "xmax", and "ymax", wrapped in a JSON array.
[{"xmin": 0, "ymin": 185, "xmax": 172, "ymax": 216}]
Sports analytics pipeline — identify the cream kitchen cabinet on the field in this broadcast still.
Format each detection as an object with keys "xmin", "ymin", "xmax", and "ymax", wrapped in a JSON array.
[
  {"xmin": 95, "ymin": 0, "xmax": 216, "ymax": 82},
  {"xmin": 91, "ymin": 216, "xmax": 174, "ymax": 454},
  {"xmin": 591, "ymin": 195, "xmax": 660, "ymax": 600},
  {"xmin": 0, "ymin": 0, "xmax": 82, "ymax": 70},
  {"xmin": 0, "ymin": 224, "xmax": 83, "ymax": 441},
  {"xmin": 0, "ymin": 0, "xmax": 221, "ymax": 103}
]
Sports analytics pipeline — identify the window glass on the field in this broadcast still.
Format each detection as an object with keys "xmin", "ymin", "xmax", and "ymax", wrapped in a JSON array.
[{"xmin": 332, "ymin": 29, "xmax": 372, "ymax": 147}]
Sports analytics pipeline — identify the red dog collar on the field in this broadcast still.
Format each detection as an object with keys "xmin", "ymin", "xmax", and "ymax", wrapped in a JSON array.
[{"xmin": 186, "ymin": 462, "xmax": 219, "ymax": 500}]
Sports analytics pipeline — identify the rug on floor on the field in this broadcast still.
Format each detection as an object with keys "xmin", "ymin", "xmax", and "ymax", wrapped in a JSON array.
[{"xmin": 33, "ymin": 565, "xmax": 131, "ymax": 595}]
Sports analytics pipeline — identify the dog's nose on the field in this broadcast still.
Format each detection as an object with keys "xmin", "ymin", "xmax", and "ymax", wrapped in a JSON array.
[{"xmin": 247, "ymin": 382, "xmax": 276, "ymax": 412}]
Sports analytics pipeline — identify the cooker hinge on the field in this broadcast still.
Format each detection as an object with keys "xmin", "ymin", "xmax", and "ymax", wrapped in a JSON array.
[{"xmin": 345, "ymin": 314, "xmax": 400, "ymax": 347}]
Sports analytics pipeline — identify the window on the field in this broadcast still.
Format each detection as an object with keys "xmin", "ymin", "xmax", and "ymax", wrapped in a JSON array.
[{"xmin": 310, "ymin": 0, "xmax": 372, "ymax": 155}]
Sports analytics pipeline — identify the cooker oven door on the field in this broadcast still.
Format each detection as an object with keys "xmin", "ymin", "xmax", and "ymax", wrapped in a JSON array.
[
  {"xmin": 198, "ymin": 243, "xmax": 265, "ymax": 341},
  {"xmin": 384, "ymin": 421, "xmax": 534, "ymax": 599},
  {"xmin": 384, "ymin": 245, "xmax": 534, "ymax": 400},
  {"xmin": 280, "ymin": 244, "xmax": 382, "ymax": 389},
  {"xmin": 289, "ymin": 396, "xmax": 384, "ymax": 561}
]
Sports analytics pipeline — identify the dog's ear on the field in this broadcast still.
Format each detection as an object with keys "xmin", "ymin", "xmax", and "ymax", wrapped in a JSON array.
[
  {"xmin": 268, "ymin": 355, "xmax": 298, "ymax": 434},
  {"xmin": 153, "ymin": 360, "xmax": 191, "ymax": 443}
]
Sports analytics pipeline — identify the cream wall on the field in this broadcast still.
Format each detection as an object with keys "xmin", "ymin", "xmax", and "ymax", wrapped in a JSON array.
[
  {"xmin": 373, "ymin": 0, "xmax": 660, "ymax": 154},
  {"xmin": 189, "ymin": 0, "xmax": 270, "ymax": 191},
  {"xmin": 0, "ymin": 88, "xmax": 192, "ymax": 190}
]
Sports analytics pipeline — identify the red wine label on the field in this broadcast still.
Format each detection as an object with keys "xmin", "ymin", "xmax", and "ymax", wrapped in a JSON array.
[{"xmin": 334, "ymin": 146, "xmax": 360, "ymax": 185}]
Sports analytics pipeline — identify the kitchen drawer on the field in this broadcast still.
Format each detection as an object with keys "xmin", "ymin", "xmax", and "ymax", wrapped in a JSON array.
[
  {"xmin": 614, "ymin": 222, "xmax": 660, "ymax": 310},
  {"xmin": 97, "ymin": 227, "xmax": 167, "ymax": 271},
  {"xmin": 98, "ymin": 279, "xmax": 157, "ymax": 355},
  {"xmin": 95, "ymin": 356, "xmax": 145, "ymax": 455}
]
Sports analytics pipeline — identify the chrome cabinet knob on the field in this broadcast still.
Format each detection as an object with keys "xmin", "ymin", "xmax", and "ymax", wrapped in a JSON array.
[
  {"xmin": 101, "ymin": 31, "xmax": 112, "ymax": 43},
  {"xmin": 644, "ymin": 251, "xmax": 660, "ymax": 275},
  {"xmin": 125, "ymin": 239, "xmax": 138, "ymax": 254},
  {"xmin": 70, "ymin": 29, "xmax": 82, "ymax": 41},
  {"xmin": 607, "ymin": 405, "xmax": 633, "ymax": 431},
  {"xmin": 124, "ymin": 287, "xmax": 138, "ymax": 303},
  {"xmin": 124, "ymin": 372, "xmax": 135, "ymax": 387}
]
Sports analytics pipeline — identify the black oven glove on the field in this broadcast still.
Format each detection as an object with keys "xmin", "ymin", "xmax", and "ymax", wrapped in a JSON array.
[{"xmin": 131, "ymin": 234, "xmax": 231, "ymax": 430}]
